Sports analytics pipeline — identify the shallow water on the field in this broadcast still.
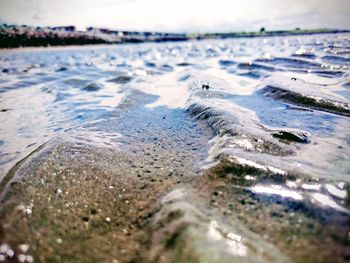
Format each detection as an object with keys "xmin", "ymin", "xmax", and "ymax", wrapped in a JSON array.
[
  {"xmin": 0, "ymin": 33, "xmax": 350, "ymax": 262},
  {"xmin": 0, "ymin": 34, "xmax": 348, "ymax": 177}
]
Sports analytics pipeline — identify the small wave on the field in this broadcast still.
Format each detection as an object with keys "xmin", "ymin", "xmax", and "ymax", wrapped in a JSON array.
[
  {"xmin": 107, "ymin": 75, "xmax": 132, "ymax": 84},
  {"xmin": 272, "ymin": 130, "xmax": 310, "ymax": 144},
  {"xmin": 187, "ymin": 99, "xmax": 303, "ymax": 157},
  {"xmin": 292, "ymin": 49, "xmax": 316, "ymax": 59},
  {"xmin": 176, "ymin": 62, "xmax": 193, "ymax": 67},
  {"xmin": 218, "ymin": 59, "xmax": 236, "ymax": 67},
  {"xmin": 256, "ymin": 57, "xmax": 321, "ymax": 70},
  {"xmin": 236, "ymin": 70, "xmax": 264, "ymax": 79},
  {"xmin": 322, "ymin": 55, "xmax": 350, "ymax": 64},
  {"xmin": 237, "ymin": 62, "xmax": 275, "ymax": 72},
  {"xmin": 204, "ymin": 153, "xmax": 350, "ymax": 218},
  {"xmin": 311, "ymin": 69, "xmax": 345, "ymax": 78},
  {"xmin": 259, "ymin": 85, "xmax": 350, "ymax": 116},
  {"xmin": 82, "ymin": 82, "xmax": 102, "ymax": 92}
]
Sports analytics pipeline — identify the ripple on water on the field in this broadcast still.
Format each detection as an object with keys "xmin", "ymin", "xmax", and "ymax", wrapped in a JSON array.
[{"xmin": 0, "ymin": 33, "xmax": 350, "ymax": 263}]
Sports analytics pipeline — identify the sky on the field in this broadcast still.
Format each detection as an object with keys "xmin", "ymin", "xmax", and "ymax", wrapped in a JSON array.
[{"xmin": 0, "ymin": 0, "xmax": 349, "ymax": 33}]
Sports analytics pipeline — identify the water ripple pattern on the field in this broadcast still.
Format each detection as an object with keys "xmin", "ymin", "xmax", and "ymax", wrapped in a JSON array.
[{"xmin": 0, "ymin": 33, "xmax": 349, "ymax": 181}]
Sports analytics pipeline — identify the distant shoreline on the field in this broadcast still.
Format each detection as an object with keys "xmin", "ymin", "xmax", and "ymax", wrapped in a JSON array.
[{"xmin": 1, "ymin": 25, "xmax": 349, "ymax": 48}]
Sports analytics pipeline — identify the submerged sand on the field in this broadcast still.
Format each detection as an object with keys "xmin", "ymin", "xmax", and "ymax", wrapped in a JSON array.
[{"xmin": 0, "ymin": 90, "xmax": 349, "ymax": 263}]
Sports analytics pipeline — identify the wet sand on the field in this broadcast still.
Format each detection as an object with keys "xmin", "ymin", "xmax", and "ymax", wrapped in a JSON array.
[{"xmin": 0, "ymin": 91, "xmax": 214, "ymax": 262}]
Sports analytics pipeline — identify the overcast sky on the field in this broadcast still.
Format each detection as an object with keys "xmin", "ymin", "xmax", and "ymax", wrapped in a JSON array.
[{"xmin": 0, "ymin": 0, "xmax": 349, "ymax": 32}]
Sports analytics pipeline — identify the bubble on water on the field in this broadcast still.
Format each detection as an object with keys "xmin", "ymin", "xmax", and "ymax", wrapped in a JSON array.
[
  {"xmin": 6, "ymin": 249, "xmax": 14, "ymax": 258},
  {"xmin": 18, "ymin": 244, "xmax": 29, "ymax": 253},
  {"xmin": 26, "ymin": 255, "xmax": 34, "ymax": 263},
  {"xmin": 0, "ymin": 244, "xmax": 9, "ymax": 254},
  {"xmin": 18, "ymin": 254, "xmax": 26, "ymax": 262}
]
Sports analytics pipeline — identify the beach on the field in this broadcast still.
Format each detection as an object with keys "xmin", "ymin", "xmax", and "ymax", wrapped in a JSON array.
[{"xmin": 0, "ymin": 33, "xmax": 349, "ymax": 262}]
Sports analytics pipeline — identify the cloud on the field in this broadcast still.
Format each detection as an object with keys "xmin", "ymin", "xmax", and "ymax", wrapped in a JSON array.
[{"xmin": 0, "ymin": 0, "xmax": 349, "ymax": 32}]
